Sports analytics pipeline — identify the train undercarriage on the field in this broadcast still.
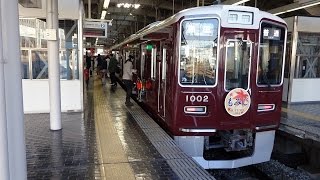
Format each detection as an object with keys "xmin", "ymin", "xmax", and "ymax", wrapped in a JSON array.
[{"xmin": 174, "ymin": 130, "xmax": 275, "ymax": 169}]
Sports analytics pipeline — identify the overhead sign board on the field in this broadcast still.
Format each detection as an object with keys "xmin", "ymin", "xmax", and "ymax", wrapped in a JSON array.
[{"xmin": 83, "ymin": 20, "xmax": 108, "ymax": 38}]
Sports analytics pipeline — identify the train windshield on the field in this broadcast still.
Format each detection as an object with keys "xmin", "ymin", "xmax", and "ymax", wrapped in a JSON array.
[
  {"xmin": 257, "ymin": 22, "xmax": 286, "ymax": 86},
  {"xmin": 225, "ymin": 40, "xmax": 252, "ymax": 91},
  {"xmin": 179, "ymin": 18, "xmax": 218, "ymax": 86}
]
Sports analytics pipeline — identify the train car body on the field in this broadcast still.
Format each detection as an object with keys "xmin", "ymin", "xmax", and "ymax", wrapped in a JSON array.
[{"xmin": 110, "ymin": 5, "xmax": 287, "ymax": 169}]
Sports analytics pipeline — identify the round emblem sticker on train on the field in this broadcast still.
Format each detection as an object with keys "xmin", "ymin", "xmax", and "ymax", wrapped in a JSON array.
[{"xmin": 224, "ymin": 88, "xmax": 251, "ymax": 117}]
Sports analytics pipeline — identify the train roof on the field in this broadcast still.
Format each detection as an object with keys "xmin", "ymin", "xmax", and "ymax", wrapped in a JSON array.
[{"xmin": 109, "ymin": 5, "xmax": 286, "ymax": 50}]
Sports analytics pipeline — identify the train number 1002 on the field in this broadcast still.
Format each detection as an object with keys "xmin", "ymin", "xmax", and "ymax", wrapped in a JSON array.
[{"xmin": 185, "ymin": 95, "xmax": 209, "ymax": 103}]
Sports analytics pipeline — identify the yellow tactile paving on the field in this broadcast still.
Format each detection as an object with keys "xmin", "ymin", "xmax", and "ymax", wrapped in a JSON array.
[
  {"xmin": 102, "ymin": 164, "xmax": 136, "ymax": 180},
  {"xmin": 282, "ymin": 107, "xmax": 320, "ymax": 122},
  {"xmin": 94, "ymin": 78, "xmax": 136, "ymax": 180}
]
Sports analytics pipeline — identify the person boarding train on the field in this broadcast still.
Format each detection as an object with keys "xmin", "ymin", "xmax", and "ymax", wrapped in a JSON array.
[{"xmin": 123, "ymin": 55, "xmax": 137, "ymax": 106}]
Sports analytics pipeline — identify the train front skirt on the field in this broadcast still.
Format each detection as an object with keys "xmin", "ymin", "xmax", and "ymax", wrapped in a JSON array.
[{"xmin": 174, "ymin": 130, "xmax": 275, "ymax": 169}]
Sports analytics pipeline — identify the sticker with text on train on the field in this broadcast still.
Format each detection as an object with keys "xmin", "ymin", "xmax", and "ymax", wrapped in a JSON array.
[{"xmin": 224, "ymin": 88, "xmax": 251, "ymax": 117}]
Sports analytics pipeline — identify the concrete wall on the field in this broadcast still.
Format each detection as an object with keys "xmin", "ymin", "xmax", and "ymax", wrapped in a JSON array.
[{"xmin": 291, "ymin": 79, "xmax": 320, "ymax": 102}]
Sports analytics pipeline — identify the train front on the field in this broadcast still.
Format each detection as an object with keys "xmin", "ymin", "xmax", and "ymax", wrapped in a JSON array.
[{"xmin": 173, "ymin": 6, "xmax": 287, "ymax": 169}]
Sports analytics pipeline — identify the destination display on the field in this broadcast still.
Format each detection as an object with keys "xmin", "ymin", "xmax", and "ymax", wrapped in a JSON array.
[{"xmin": 263, "ymin": 27, "xmax": 281, "ymax": 40}]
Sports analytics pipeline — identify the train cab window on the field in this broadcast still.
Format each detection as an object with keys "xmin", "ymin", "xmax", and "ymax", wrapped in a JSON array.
[
  {"xmin": 179, "ymin": 18, "xmax": 218, "ymax": 86},
  {"xmin": 225, "ymin": 40, "xmax": 252, "ymax": 91},
  {"xmin": 257, "ymin": 22, "xmax": 286, "ymax": 86}
]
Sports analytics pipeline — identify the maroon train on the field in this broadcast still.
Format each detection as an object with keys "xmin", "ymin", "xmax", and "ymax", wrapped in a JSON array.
[{"xmin": 110, "ymin": 5, "xmax": 287, "ymax": 169}]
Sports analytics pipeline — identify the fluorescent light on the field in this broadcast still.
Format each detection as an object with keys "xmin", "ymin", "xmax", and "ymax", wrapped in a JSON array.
[
  {"xmin": 103, "ymin": 0, "xmax": 110, "ymax": 9},
  {"xmin": 116, "ymin": 3, "xmax": 141, "ymax": 9},
  {"xmin": 124, "ymin": 3, "xmax": 131, "ymax": 8},
  {"xmin": 232, "ymin": 0, "xmax": 250, "ymax": 5},
  {"xmin": 273, "ymin": 1, "xmax": 320, "ymax": 15},
  {"xmin": 133, "ymin": 4, "xmax": 140, "ymax": 9},
  {"xmin": 101, "ymin": 10, "xmax": 107, "ymax": 19}
]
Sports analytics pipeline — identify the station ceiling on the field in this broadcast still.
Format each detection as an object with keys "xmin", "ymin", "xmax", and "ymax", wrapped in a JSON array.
[{"xmin": 19, "ymin": 0, "xmax": 320, "ymax": 48}]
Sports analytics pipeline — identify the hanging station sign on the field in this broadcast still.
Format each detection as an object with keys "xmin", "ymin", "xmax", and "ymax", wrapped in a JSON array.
[{"xmin": 83, "ymin": 20, "xmax": 108, "ymax": 37}]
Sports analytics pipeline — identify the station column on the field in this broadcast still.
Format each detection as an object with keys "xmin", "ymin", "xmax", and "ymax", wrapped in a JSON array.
[
  {"xmin": 0, "ymin": 0, "xmax": 28, "ymax": 179},
  {"xmin": 0, "ymin": 1, "xmax": 10, "ymax": 179},
  {"xmin": 47, "ymin": 0, "xmax": 62, "ymax": 130}
]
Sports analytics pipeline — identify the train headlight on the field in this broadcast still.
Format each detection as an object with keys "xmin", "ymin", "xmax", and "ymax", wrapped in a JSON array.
[
  {"xmin": 257, "ymin": 104, "xmax": 275, "ymax": 112},
  {"xmin": 184, "ymin": 106, "xmax": 207, "ymax": 115}
]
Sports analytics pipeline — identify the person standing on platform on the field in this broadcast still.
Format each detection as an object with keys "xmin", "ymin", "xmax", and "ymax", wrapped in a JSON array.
[
  {"xmin": 85, "ymin": 53, "xmax": 92, "ymax": 76},
  {"xmin": 101, "ymin": 55, "xmax": 108, "ymax": 85},
  {"xmin": 105, "ymin": 55, "xmax": 110, "ymax": 78},
  {"xmin": 84, "ymin": 67, "xmax": 90, "ymax": 89},
  {"xmin": 123, "ymin": 55, "xmax": 137, "ymax": 106},
  {"xmin": 96, "ymin": 54, "xmax": 103, "ymax": 77},
  {"xmin": 108, "ymin": 53, "xmax": 118, "ymax": 87}
]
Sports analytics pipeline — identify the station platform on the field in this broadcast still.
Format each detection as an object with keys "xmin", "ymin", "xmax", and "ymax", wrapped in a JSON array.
[
  {"xmin": 281, "ymin": 103, "xmax": 320, "ymax": 142},
  {"xmin": 25, "ymin": 77, "xmax": 214, "ymax": 179}
]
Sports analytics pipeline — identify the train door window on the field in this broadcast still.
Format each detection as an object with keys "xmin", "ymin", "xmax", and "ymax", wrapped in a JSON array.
[
  {"xmin": 225, "ymin": 40, "xmax": 252, "ymax": 91},
  {"xmin": 162, "ymin": 48, "xmax": 167, "ymax": 80},
  {"xmin": 179, "ymin": 18, "xmax": 219, "ymax": 86},
  {"xmin": 151, "ymin": 47, "xmax": 157, "ymax": 79},
  {"xmin": 257, "ymin": 22, "xmax": 286, "ymax": 86},
  {"xmin": 141, "ymin": 50, "xmax": 145, "ymax": 78}
]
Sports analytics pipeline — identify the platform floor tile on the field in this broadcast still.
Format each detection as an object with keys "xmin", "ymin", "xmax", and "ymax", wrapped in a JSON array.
[
  {"xmin": 25, "ymin": 76, "xmax": 215, "ymax": 179},
  {"xmin": 25, "ymin": 80, "xmax": 102, "ymax": 179},
  {"xmin": 281, "ymin": 103, "xmax": 320, "ymax": 142}
]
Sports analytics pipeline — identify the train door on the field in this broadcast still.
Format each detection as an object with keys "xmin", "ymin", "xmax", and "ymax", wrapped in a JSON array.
[
  {"xmin": 221, "ymin": 31, "xmax": 255, "ymax": 126},
  {"xmin": 158, "ymin": 44, "xmax": 167, "ymax": 118},
  {"xmin": 252, "ymin": 22, "xmax": 287, "ymax": 127}
]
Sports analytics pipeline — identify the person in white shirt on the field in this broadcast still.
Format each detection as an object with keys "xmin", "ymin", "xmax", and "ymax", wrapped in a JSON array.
[{"xmin": 123, "ymin": 55, "xmax": 137, "ymax": 106}]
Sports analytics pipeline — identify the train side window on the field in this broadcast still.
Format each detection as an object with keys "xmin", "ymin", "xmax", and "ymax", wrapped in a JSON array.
[
  {"xmin": 151, "ymin": 48, "xmax": 157, "ymax": 79},
  {"xmin": 162, "ymin": 48, "xmax": 167, "ymax": 80},
  {"xmin": 257, "ymin": 22, "xmax": 286, "ymax": 86},
  {"xmin": 179, "ymin": 18, "xmax": 219, "ymax": 86},
  {"xmin": 225, "ymin": 40, "xmax": 252, "ymax": 91},
  {"xmin": 141, "ymin": 51, "xmax": 145, "ymax": 78}
]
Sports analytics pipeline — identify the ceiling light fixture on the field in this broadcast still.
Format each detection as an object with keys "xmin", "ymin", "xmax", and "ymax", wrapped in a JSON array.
[
  {"xmin": 232, "ymin": 0, "xmax": 250, "ymax": 5},
  {"xmin": 103, "ymin": 0, "xmax": 110, "ymax": 9},
  {"xmin": 101, "ymin": 10, "xmax": 107, "ymax": 19},
  {"xmin": 116, "ymin": 3, "xmax": 141, "ymax": 9},
  {"xmin": 273, "ymin": 1, "xmax": 320, "ymax": 15}
]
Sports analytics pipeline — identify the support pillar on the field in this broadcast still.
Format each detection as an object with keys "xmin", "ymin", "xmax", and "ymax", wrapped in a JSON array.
[
  {"xmin": 78, "ymin": 1, "xmax": 84, "ymax": 111},
  {"xmin": 47, "ymin": 0, "xmax": 62, "ymax": 130},
  {"xmin": 172, "ymin": 0, "xmax": 175, "ymax": 15},
  {"xmin": 1, "ymin": 0, "xmax": 27, "ymax": 179},
  {"xmin": 88, "ymin": 0, "xmax": 91, "ymax": 19},
  {"xmin": 0, "ymin": 1, "xmax": 10, "ymax": 179}
]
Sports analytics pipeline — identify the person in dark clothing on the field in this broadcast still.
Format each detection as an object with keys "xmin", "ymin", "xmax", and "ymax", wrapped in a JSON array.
[
  {"xmin": 86, "ymin": 53, "xmax": 91, "ymax": 69},
  {"xmin": 84, "ymin": 67, "xmax": 90, "ymax": 89},
  {"xmin": 108, "ymin": 53, "xmax": 118, "ymax": 87},
  {"xmin": 85, "ymin": 53, "xmax": 92, "ymax": 76},
  {"xmin": 96, "ymin": 54, "xmax": 103, "ymax": 76}
]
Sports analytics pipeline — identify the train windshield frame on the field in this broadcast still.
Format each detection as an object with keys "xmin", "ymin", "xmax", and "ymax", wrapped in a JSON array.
[
  {"xmin": 179, "ymin": 17, "xmax": 219, "ymax": 87},
  {"xmin": 257, "ymin": 21, "xmax": 287, "ymax": 87}
]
